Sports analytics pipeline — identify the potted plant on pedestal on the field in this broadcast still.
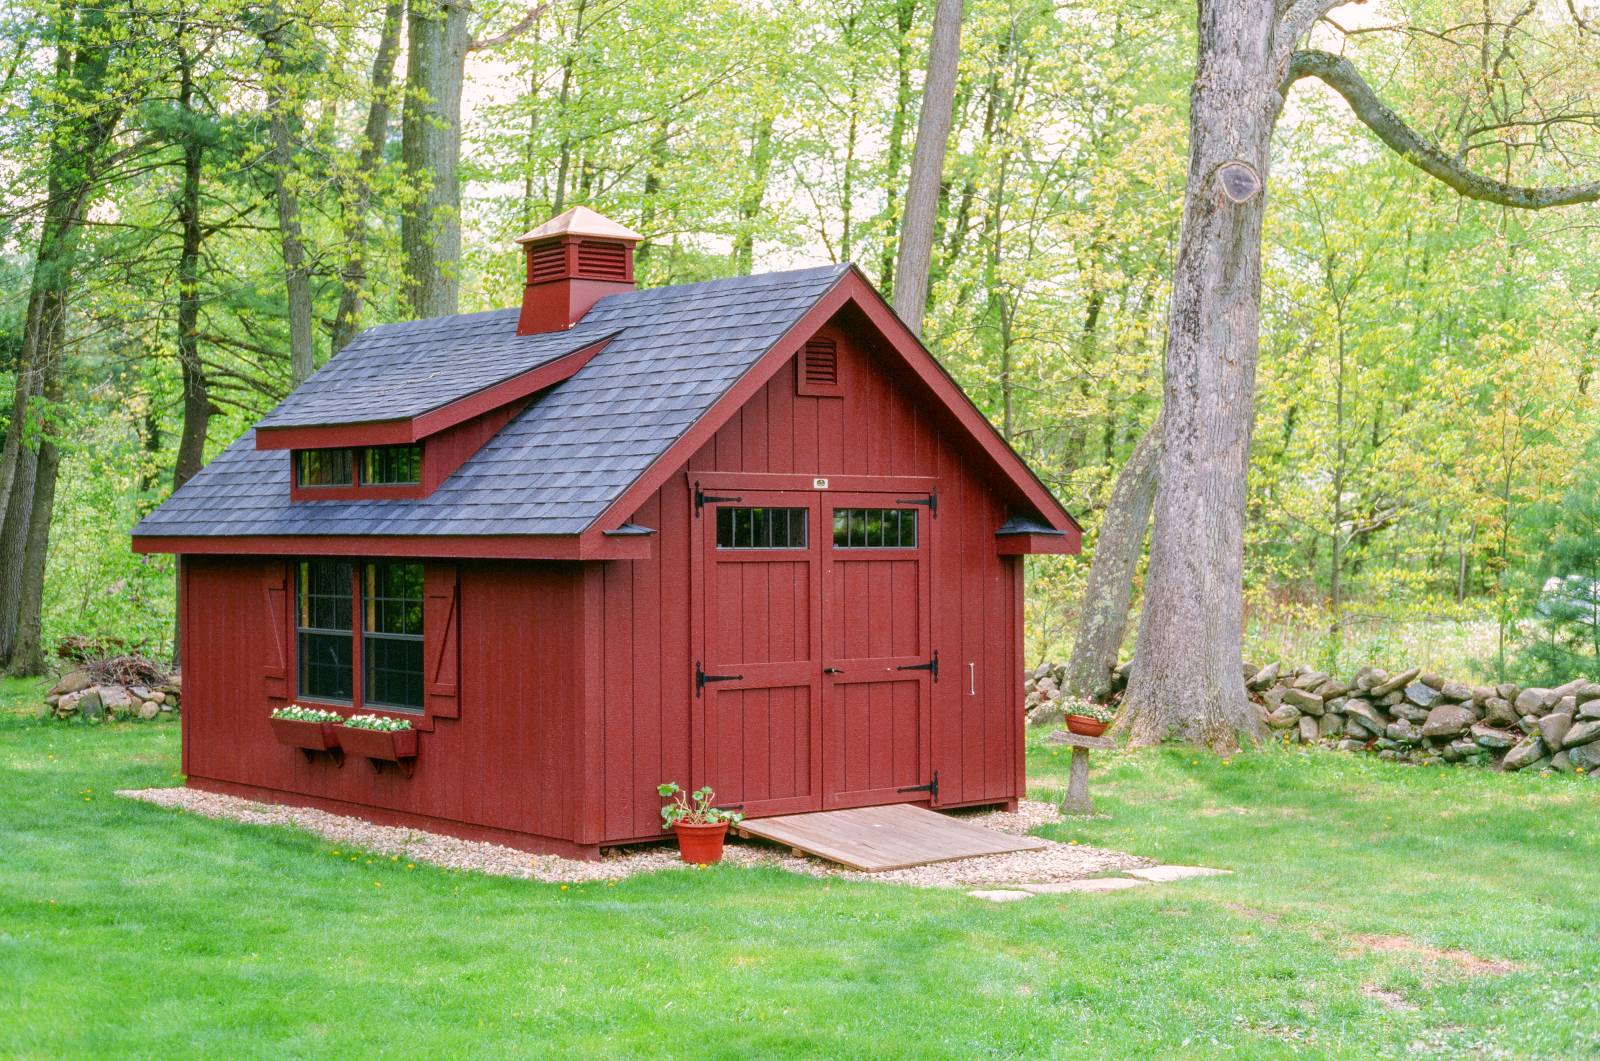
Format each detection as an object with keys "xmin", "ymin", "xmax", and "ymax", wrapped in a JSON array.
[
  {"xmin": 657, "ymin": 782, "xmax": 743, "ymax": 865},
  {"xmin": 268, "ymin": 705, "xmax": 346, "ymax": 763},
  {"xmin": 1061, "ymin": 697, "xmax": 1117, "ymax": 738}
]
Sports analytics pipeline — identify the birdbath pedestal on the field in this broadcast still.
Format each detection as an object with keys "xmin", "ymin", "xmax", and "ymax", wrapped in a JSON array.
[{"xmin": 1046, "ymin": 730, "xmax": 1115, "ymax": 815}]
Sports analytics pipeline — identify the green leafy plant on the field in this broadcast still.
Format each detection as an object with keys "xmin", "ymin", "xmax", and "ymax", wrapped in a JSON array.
[
  {"xmin": 342, "ymin": 714, "xmax": 413, "ymax": 732},
  {"xmin": 1060, "ymin": 697, "xmax": 1116, "ymax": 724},
  {"xmin": 270, "ymin": 704, "xmax": 343, "ymax": 723},
  {"xmin": 656, "ymin": 782, "xmax": 743, "ymax": 830}
]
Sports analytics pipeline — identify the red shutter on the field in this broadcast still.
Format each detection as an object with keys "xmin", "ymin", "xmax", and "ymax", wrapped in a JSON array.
[
  {"xmin": 425, "ymin": 564, "xmax": 461, "ymax": 719},
  {"xmin": 263, "ymin": 562, "xmax": 291, "ymax": 704}
]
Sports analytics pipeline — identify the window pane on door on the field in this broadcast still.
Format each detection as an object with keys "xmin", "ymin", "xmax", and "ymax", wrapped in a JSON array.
[
  {"xmin": 833, "ymin": 508, "xmax": 917, "ymax": 548},
  {"xmin": 715, "ymin": 506, "xmax": 808, "ymax": 549}
]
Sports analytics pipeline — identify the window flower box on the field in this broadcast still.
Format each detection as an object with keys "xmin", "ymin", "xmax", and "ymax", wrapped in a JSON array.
[
  {"xmin": 269, "ymin": 708, "xmax": 345, "ymax": 765},
  {"xmin": 338, "ymin": 719, "xmax": 418, "ymax": 776}
]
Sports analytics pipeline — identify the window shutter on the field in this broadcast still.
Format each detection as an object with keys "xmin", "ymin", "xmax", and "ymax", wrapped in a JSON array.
[
  {"xmin": 424, "ymin": 564, "xmax": 461, "ymax": 719},
  {"xmin": 263, "ymin": 562, "xmax": 291, "ymax": 704}
]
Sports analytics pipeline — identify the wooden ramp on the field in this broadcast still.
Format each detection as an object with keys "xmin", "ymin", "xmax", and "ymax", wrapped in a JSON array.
[{"xmin": 736, "ymin": 804, "xmax": 1046, "ymax": 872}]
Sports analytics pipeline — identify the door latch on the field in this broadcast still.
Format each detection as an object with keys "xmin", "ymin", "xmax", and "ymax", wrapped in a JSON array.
[{"xmin": 823, "ymin": 667, "xmax": 845, "ymax": 675}]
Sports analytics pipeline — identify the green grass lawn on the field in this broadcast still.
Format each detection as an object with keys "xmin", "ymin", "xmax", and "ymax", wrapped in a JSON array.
[{"xmin": 3, "ymin": 674, "xmax": 1598, "ymax": 1059}]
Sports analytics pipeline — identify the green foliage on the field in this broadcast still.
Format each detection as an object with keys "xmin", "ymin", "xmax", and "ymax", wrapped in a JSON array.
[
  {"xmin": 1508, "ymin": 454, "xmax": 1600, "ymax": 683},
  {"xmin": 656, "ymin": 780, "xmax": 743, "ymax": 829},
  {"xmin": 341, "ymin": 713, "xmax": 412, "ymax": 731},
  {"xmin": 269, "ymin": 704, "xmax": 343, "ymax": 723}
]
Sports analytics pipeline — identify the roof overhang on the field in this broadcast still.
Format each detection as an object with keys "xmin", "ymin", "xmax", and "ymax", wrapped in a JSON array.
[
  {"xmin": 253, "ymin": 335, "xmax": 614, "ymax": 451},
  {"xmin": 132, "ymin": 528, "xmax": 653, "ymax": 562}
]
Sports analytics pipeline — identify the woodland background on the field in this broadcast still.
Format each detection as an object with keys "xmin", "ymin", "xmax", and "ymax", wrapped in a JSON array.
[{"xmin": 3, "ymin": 0, "xmax": 1598, "ymax": 683}]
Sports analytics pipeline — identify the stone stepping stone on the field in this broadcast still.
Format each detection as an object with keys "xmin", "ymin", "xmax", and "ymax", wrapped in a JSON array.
[
  {"xmin": 966, "ymin": 889, "xmax": 1035, "ymax": 902},
  {"xmin": 1017, "ymin": 877, "xmax": 1148, "ymax": 894},
  {"xmin": 1126, "ymin": 865, "xmax": 1231, "ymax": 883}
]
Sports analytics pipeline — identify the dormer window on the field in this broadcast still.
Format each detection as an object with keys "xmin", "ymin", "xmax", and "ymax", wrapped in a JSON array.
[
  {"xmin": 296, "ymin": 448, "xmax": 354, "ymax": 488},
  {"xmin": 363, "ymin": 445, "xmax": 422, "ymax": 485},
  {"xmin": 291, "ymin": 444, "xmax": 424, "ymax": 499}
]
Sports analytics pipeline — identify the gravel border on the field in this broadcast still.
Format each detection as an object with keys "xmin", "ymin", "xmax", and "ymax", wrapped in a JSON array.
[{"xmin": 118, "ymin": 787, "xmax": 1151, "ymax": 887}]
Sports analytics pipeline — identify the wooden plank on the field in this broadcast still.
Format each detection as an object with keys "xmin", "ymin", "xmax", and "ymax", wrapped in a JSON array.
[{"xmin": 737, "ymin": 803, "xmax": 1044, "ymax": 872}]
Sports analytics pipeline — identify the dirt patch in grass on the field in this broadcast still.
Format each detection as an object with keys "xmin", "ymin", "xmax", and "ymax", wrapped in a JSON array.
[
  {"xmin": 1352, "ymin": 934, "xmax": 1522, "ymax": 976},
  {"xmin": 1361, "ymin": 983, "xmax": 1417, "ymax": 1011}
]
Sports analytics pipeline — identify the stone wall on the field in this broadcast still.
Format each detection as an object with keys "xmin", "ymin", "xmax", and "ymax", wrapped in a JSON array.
[{"xmin": 1023, "ymin": 659, "xmax": 1600, "ymax": 775}]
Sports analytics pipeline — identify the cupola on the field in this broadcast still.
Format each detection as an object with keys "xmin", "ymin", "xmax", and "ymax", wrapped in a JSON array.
[{"xmin": 514, "ymin": 206, "xmax": 642, "ymax": 335}]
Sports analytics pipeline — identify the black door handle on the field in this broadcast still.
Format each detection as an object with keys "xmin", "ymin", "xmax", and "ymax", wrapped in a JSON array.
[{"xmin": 823, "ymin": 667, "xmax": 844, "ymax": 675}]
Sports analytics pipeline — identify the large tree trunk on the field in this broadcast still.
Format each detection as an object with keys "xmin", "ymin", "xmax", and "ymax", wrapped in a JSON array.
[
  {"xmin": 172, "ymin": 40, "xmax": 210, "ymax": 489},
  {"xmin": 0, "ymin": 1, "xmax": 120, "ymax": 667},
  {"xmin": 891, "ymin": 0, "xmax": 963, "ymax": 335},
  {"xmin": 331, "ymin": 0, "xmax": 404, "ymax": 354},
  {"xmin": 261, "ymin": 16, "xmax": 315, "ymax": 384},
  {"xmin": 731, "ymin": 115, "xmax": 776, "ymax": 276},
  {"xmin": 1065, "ymin": 413, "xmax": 1161, "ymax": 701},
  {"xmin": 401, "ymin": 0, "xmax": 469, "ymax": 319},
  {"xmin": 6, "ymin": 397, "xmax": 61, "ymax": 677},
  {"xmin": 1120, "ymin": 1, "xmax": 1278, "ymax": 752}
]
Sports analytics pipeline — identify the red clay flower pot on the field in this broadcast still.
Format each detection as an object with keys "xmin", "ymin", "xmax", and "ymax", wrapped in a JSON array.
[
  {"xmin": 1064, "ymin": 714, "xmax": 1110, "ymax": 738},
  {"xmin": 672, "ymin": 821, "xmax": 730, "ymax": 865}
]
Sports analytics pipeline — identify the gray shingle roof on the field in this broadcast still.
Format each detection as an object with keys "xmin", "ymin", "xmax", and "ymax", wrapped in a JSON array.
[
  {"xmin": 134, "ymin": 264, "xmax": 848, "ymax": 539},
  {"xmin": 257, "ymin": 312, "xmax": 612, "ymax": 428}
]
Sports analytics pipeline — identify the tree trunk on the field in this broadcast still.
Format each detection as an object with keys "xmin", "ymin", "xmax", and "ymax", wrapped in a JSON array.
[
  {"xmin": 262, "ymin": 18, "xmax": 315, "ymax": 383},
  {"xmin": 731, "ymin": 115, "xmax": 775, "ymax": 276},
  {"xmin": 891, "ymin": 0, "xmax": 963, "ymax": 335},
  {"xmin": 331, "ymin": 0, "xmax": 404, "ymax": 354},
  {"xmin": 1120, "ymin": 1, "xmax": 1277, "ymax": 752},
  {"xmin": 0, "ymin": 1, "xmax": 120, "ymax": 665},
  {"xmin": 877, "ymin": 0, "xmax": 918, "ymax": 295},
  {"xmin": 401, "ymin": 0, "xmax": 469, "ymax": 319},
  {"xmin": 5, "ymin": 407, "xmax": 60, "ymax": 676},
  {"xmin": 1065, "ymin": 413, "xmax": 1162, "ymax": 701},
  {"xmin": 173, "ymin": 39, "xmax": 209, "ymax": 489}
]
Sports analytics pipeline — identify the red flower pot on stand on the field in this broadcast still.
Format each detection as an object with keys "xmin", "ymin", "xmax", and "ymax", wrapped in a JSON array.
[
  {"xmin": 1064, "ymin": 714, "xmax": 1110, "ymax": 738},
  {"xmin": 673, "ymin": 821, "xmax": 730, "ymax": 865}
]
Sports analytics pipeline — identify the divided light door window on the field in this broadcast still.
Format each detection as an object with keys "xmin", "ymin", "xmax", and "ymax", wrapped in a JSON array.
[{"xmin": 296, "ymin": 559, "xmax": 424, "ymax": 712}]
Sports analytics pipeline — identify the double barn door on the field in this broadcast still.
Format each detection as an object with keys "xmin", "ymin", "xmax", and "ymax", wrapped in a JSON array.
[{"xmin": 692, "ymin": 476, "xmax": 936, "ymax": 817}]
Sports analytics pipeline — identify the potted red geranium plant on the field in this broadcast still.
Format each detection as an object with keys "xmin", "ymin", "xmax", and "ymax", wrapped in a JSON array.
[
  {"xmin": 1061, "ymin": 697, "xmax": 1117, "ymax": 738},
  {"xmin": 658, "ymin": 782, "xmax": 743, "ymax": 865}
]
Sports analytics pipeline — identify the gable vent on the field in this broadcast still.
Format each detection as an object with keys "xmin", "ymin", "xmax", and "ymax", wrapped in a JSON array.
[
  {"xmin": 528, "ymin": 241, "xmax": 567, "ymax": 283},
  {"xmin": 803, "ymin": 338, "xmax": 838, "ymax": 386},
  {"xmin": 577, "ymin": 240, "xmax": 629, "ymax": 281}
]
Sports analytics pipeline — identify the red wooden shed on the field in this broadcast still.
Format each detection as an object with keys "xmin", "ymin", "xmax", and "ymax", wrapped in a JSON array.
[{"xmin": 132, "ymin": 207, "xmax": 1080, "ymax": 858}]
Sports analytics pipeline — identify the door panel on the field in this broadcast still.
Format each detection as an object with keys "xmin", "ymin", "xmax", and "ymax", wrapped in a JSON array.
[
  {"xmin": 821, "ymin": 491, "xmax": 933, "ymax": 809},
  {"xmin": 694, "ymin": 490, "xmax": 823, "ymax": 817}
]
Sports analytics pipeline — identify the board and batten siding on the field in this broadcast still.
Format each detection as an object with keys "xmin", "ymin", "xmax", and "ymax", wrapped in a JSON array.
[
  {"xmin": 589, "ymin": 315, "xmax": 1024, "ymax": 845},
  {"xmin": 181, "ymin": 556, "xmax": 597, "ymax": 855}
]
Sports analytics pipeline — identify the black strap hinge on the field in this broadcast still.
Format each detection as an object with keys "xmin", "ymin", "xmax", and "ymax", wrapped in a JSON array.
[
  {"xmin": 695, "ymin": 661, "xmax": 743, "ymax": 696},
  {"xmin": 896, "ymin": 649, "xmax": 939, "ymax": 682},
  {"xmin": 894, "ymin": 489, "xmax": 937, "ymax": 516},
  {"xmin": 694, "ymin": 481, "xmax": 743, "ymax": 516},
  {"xmin": 898, "ymin": 770, "xmax": 939, "ymax": 799}
]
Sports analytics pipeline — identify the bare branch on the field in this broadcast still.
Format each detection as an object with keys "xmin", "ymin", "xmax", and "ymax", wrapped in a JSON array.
[
  {"xmin": 1273, "ymin": 0, "xmax": 1346, "ymax": 75},
  {"xmin": 1285, "ymin": 49, "xmax": 1600, "ymax": 209},
  {"xmin": 468, "ymin": 2, "xmax": 551, "ymax": 52}
]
